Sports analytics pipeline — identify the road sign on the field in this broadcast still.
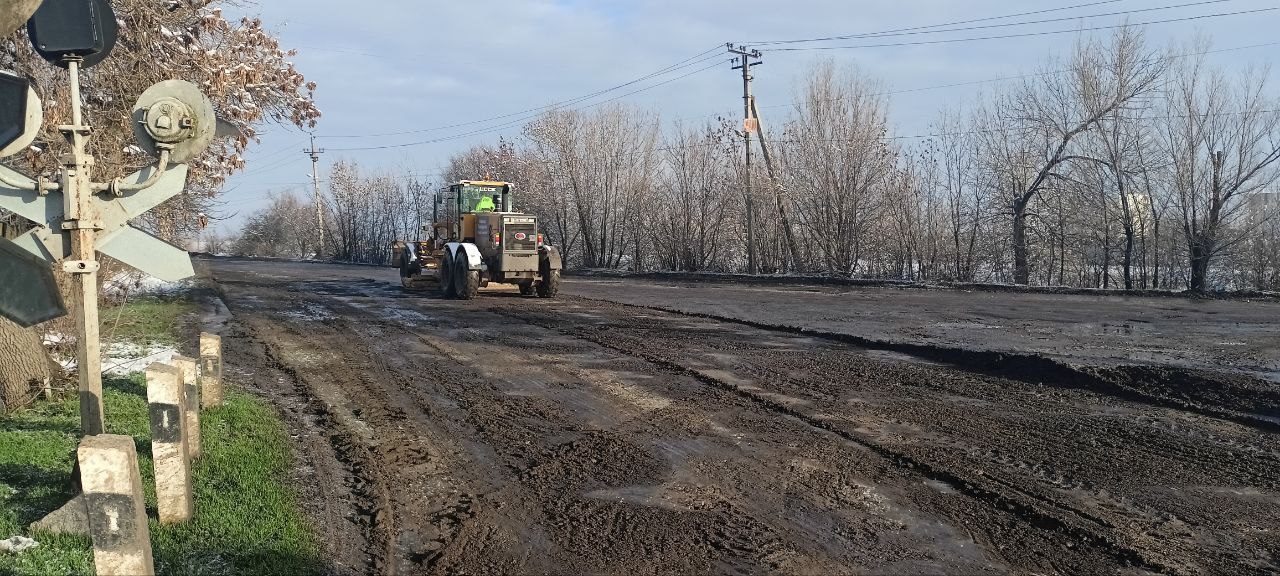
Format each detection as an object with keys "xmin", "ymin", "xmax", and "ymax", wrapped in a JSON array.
[
  {"xmin": 0, "ymin": 72, "xmax": 43, "ymax": 157},
  {"xmin": 0, "ymin": 237, "xmax": 66, "ymax": 327},
  {"xmin": 0, "ymin": 0, "xmax": 44, "ymax": 36},
  {"xmin": 28, "ymin": 0, "xmax": 117, "ymax": 69},
  {"xmin": 0, "ymin": 163, "xmax": 195, "ymax": 281}
]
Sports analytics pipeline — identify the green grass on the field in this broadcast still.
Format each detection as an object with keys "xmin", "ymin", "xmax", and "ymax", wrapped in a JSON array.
[
  {"xmin": 99, "ymin": 296, "xmax": 197, "ymax": 347},
  {"xmin": 0, "ymin": 376, "xmax": 323, "ymax": 575}
]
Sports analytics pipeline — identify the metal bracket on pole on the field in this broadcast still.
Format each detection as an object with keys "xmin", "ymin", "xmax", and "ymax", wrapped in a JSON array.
[{"xmin": 62, "ymin": 260, "xmax": 100, "ymax": 274}]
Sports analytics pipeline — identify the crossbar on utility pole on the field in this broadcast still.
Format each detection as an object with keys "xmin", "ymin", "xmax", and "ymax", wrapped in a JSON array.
[
  {"xmin": 304, "ymin": 134, "xmax": 325, "ymax": 258},
  {"xmin": 729, "ymin": 43, "xmax": 762, "ymax": 275}
]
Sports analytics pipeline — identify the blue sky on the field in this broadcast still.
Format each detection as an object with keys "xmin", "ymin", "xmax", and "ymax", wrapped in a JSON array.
[{"xmin": 214, "ymin": 0, "xmax": 1280, "ymax": 234}]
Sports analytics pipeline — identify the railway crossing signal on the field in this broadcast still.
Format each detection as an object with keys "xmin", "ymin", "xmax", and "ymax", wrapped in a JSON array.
[
  {"xmin": 0, "ymin": 163, "xmax": 194, "ymax": 281},
  {"xmin": 0, "ymin": 0, "xmax": 217, "ymax": 435},
  {"xmin": 28, "ymin": 0, "xmax": 118, "ymax": 69},
  {"xmin": 0, "ymin": 236, "xmax": 65, "ymax": 327},
  {"xmin": 0, "ymin": 71, "xmax": 42, "ymax": 158}
]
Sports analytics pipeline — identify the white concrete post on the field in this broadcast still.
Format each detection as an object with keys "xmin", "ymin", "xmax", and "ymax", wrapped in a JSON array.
[
  {"xmin": 171, "ymin": 355, "xmax": 201, "ymax": 459},
  {"xmin": 78, "ymin": 434, "xmax": 155, "ymax": 576},
  {"xmin": 199, "ymin": 333, "xmax": 223, "ymax": 408},
  {"xmin": 146, "ymin": 363, "xmax": 193, "ymax": 524}
]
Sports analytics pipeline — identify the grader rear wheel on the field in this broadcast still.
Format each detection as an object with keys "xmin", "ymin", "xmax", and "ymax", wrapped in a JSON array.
[{"xmin": 536, "ymin": 270, "xmax": 560, "ymax": 298}]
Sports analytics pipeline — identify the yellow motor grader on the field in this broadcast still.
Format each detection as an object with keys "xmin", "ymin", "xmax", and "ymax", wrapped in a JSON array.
[{"xmin": 391, "ymin": 180, "xmax": 562, "ymax": 299}]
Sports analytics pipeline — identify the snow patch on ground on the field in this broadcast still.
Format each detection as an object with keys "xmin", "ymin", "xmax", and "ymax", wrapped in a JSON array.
[
  {"xmin": 0, "ymin": 536, "xmax": 38, "ymax": 553},
  {"xmin": 103, "ymin": 271, "xmax": 191, "ymax": 298},
  {"xmin": 46, "ymin": 333, "xmax": 178, "ymax": 376},
  {"xmin": 380, "ymin": 308, "xmax": 435, "ymax": 326},
  {"xmin": 281, "ymin": 303, "xmax": 337, "ymax": 321}
]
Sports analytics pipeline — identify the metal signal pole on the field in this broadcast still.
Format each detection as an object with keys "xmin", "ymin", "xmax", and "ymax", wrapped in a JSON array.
[
  {"xmin": 62, "ymin": 56, "xmax": 104, "ymax": 435},
  {"xmin": 305, "ymin": 134, "xmax": 325, "ymax": 257},
  {"xmin": 729, "ymin": 44, "xmax": 762, "ymax": 275}
]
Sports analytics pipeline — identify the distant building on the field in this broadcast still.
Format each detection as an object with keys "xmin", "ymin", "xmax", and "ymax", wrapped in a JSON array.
[
  {"xmin": 1125, "ymin": 193, "xmax": 1152, "ymax": 232},
  {"xmin": 1247, "ymin": 189, "xmax": 1279, "ymax": 222}
]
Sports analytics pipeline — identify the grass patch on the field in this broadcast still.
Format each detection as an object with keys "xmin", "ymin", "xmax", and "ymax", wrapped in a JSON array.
[
  {"xmin": 99, "ymin": 296, "xmax": 196, "ymax": 347},
  {"xmin": 0, "ymin": 375, "xmax": 322, "ymax": 575}
]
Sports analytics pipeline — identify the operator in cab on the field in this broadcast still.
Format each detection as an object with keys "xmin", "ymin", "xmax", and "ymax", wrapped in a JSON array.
[{"xmin": 475, "ymin": 195, "xmax": 496, "ymax": 212}]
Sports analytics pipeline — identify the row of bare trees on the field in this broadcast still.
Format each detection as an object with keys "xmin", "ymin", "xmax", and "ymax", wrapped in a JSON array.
[
  {"xmin": 237, "ymin": 27, "xmax": 1279, "ymax": 291},
  {"xmin": 231, "ymin": 161, "xmax": 432, "ymax": 264}
]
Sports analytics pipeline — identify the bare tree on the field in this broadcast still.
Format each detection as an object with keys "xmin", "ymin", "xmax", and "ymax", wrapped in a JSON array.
[
  {"xmin": 525, "ymin": 106, "xmax": 659, "ymax": 269},
  {"xmin": 651, "ymin": 123, "xmax": 739, "ymax": 271},
  {"xmin": 781, "ymin": 60, "xmax": 894, "ymax": 275},
  {"xmin": 231, "ymin": 190, "xmax": 318, "ymax": 259},
  {"xmin": 984, "ymin": 27, "xmax": 1164, "ymax": 284},
  {"xmin": 1162, "ymin": 44, "xmax": 1280, "ymax": 291}
]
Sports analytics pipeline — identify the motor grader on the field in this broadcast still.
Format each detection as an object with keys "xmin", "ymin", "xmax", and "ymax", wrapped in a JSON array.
[{"xmin": 391, "ymin": 180, "xmax": 562, "ymax": 299}]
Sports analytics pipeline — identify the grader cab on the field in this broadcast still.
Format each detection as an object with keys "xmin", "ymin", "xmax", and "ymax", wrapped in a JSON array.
[{"xmin": 391, "ymin": 180, "xmax": 562, "ymax": 299}]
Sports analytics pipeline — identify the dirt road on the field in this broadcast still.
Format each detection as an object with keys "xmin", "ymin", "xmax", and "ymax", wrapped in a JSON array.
[{"xmin": 201, "ymin": 258, "xmax": 1279, "ymax": 575}]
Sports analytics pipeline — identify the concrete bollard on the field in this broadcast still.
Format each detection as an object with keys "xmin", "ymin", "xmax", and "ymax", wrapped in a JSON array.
[
  {"xmin": 171, "ymin": 356, "xmax": 202, "ymax": 459},
  {"xmin": 78, "ymin": 434, "xmax": 155, "ymax": 576},
  {"xmin": 146, "ymin": 363, "xmax": 193, "ymax": 524},
  {"xmin": 199, "ymin": 333, "xmax": 223, "ymax": 408}
]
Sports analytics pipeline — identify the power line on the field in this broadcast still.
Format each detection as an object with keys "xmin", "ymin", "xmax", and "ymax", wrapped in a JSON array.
[
  {"xmin": 770, "ymin": 6, "xmax": 1278, "ymax": 51},
  {"xmin": 751, "ymin": 0, "xmax": 1234, "ymax": 46},
  {"xmin": 748, "ymin": 0, "xmax": 1131, "ymax": 45},
  {"xmin": 768, "ymin": 40, "xmax": 1280, "ymax": 111},
  {"xmin": 664, "ymin": 39, "xmax": 1280, "ymax": 128},
  {"xmin": 321, "ymin": 45, "xmax": 725, "ymax": 140},
  {"xmin": 326, "ymin": 58, "xmax": 731, "ymax": 152}
]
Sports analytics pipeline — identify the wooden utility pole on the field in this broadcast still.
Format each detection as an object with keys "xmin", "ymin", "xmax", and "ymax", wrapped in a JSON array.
[
  {"xmin": 304, "ymin": 134, "xmax": 326, "ymax": 258},
  {"xmin": 729, "ymin": 44, "xmax": 762, "ymax": 275}
]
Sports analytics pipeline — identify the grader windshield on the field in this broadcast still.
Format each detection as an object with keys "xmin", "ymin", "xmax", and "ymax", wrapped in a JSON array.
[{"xmin": 457, "ymin": 183, "xmax": 507, "ymax": 213}]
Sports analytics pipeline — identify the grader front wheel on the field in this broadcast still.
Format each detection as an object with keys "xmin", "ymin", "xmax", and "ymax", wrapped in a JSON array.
[
  {"xmin": 454, "ymin": 258, "xmax": 480, "ymax": 300},
  {"xmin": 439, "ymin": 251, "xmax": 457, "ymax": 298}
]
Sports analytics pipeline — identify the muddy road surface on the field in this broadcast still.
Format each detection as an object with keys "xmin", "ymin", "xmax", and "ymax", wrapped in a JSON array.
[
  {"xmin": 202, "ymin": 258, "xmax": 1279, "ymax": 575},
  {"xmin": 565, "ymin": 277, "xmax": 1280, "ymax": 379}
]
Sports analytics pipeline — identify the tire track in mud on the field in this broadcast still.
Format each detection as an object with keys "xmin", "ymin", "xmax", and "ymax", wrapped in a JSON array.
[
  {"xmin": 492, "ymin": 304, "xmax": 1177, "ymax": 575},
  {"xmin": 257, "ymin": 336, "xmax": 400, "ymax": 576},
  {"xmin": 209, "ymin": 263, "xmax": 1276, "ymax": 574},
  {"xmin": 213, "ymin": 279, "xmax": 400, "ymax": 576},
  {"xmin": 265, "ymin": 284, "xmax": 1013, "ymax": 573}
]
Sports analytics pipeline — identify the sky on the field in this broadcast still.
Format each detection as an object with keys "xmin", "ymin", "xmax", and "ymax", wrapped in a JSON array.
[{"xmin": 214, "ymin": 0, "xmax": 1280, "ymax": 234}]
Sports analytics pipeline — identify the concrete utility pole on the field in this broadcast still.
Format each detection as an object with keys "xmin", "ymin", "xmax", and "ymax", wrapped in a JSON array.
[
  {"xmin": 729, "ymin": 44, "xmax": 762, "ymax": 275},
  {"xmin": 749, "ymin": 96, "xmax": 801, "ymax": 273},
  {"xmin": 304, "ymin": 133, "xmax": 325, "ymax": 257},
  {"xmin": 62, "ymin": 56, "xmax": 105, "ymax": 435}
]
